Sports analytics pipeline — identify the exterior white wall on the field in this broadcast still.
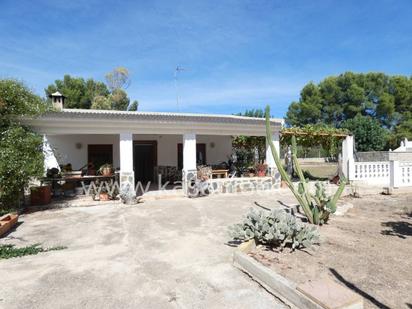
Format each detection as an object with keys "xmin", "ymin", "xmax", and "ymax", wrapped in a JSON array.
[
  {"xmin": 47, "ymin": 134, "xmax": 120, "ymax": 170},
  {"xmin": 199, "ymin": 135, "xmax": 233, "ymax": 164},
  {"xmin": 46, "ymin": 134, "xmax": 233, "ymax": 170}
]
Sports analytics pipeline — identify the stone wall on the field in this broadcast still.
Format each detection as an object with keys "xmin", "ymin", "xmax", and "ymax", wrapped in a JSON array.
[
  {"xmin": 356, "ymin": 151, "xmax": 412, "ymax": 162},
  {"xmin": 388, "ymin": 152, "xmax": 412, "ymax": 162},
  {"xmin": 356, "ymin": 151, "xmax": 389, "ymax": 162},
  {"xmin": 209, "ymin": 176, "xmax": 280, "ymax": 194}
]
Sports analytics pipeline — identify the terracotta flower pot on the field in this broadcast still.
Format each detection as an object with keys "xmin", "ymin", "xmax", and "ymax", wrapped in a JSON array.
[
  {"xmin": 30, "ymin": 186, "xmax": 51, "ymax": 206},
  {"xmin": 257, "ymin": 170, "xmax": 266, "ymax": 177},
  {"xmin": 99, "ymin": 192, "xmax": 110, "ymax": 201}
]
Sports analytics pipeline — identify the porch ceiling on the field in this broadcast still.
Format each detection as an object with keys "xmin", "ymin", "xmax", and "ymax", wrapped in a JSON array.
[{"xmin": 23, "ymin": 109, "xmax": 283, "ymax": 136}]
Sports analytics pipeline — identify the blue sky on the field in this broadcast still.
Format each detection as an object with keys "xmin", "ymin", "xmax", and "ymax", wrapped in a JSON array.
[{"xmin": 1, "ymin": 0, "xmax": 411, "ymax": 117}]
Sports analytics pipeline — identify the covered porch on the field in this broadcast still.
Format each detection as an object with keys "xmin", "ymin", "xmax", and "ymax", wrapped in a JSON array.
[{"xmin": 25, "ymin": 109, "xmax": 283, "ymax": 196}]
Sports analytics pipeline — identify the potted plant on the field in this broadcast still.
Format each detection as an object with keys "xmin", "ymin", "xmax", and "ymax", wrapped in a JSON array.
[
  {"xmin": 255, "ymin": 163, "xmax": 267, "ymax": 177},
  {"xmin": 98, "ymin": 164, "xmax": 113, "ymax": 176}
]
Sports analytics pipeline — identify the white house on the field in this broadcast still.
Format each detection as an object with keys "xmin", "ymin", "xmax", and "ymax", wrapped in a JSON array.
[{"xmin": 24, "ymin": 93, "xmax": 283, "ymax": 195}]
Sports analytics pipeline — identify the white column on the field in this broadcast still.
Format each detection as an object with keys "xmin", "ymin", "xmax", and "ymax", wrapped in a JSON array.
[
  {"xmin": 266, "ymin": 130, "xmax": 280, "ymax": 186},
  {"xmin": 347, "ymin": 158, "xmax": 355, "ymax": 181},
  {"xmin": 119, "ymin": 133, "xmax": 134, "ymax": 189},
  {"xmin": 182, "ymin": 133, "xmax": 197, "ymax": 195},
  {"xmin": 390, "ymin": 160, "xmax": 400, "ymax": 188},
  {"xmin": 183, "ymin": 133, "xmax": 197, "ymax": 171},
  {"xmin": 266, "ymin": 131, "xmax": 280, "ymax": 168},
  {"xmin": 341, "ymin": 135, "xmax": 354, "ymax": 179}
]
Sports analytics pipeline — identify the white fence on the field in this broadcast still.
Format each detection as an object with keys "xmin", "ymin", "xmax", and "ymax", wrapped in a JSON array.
[{"xmin": 348, "ymin": 159, "xmax": 412, "ymax": 188}]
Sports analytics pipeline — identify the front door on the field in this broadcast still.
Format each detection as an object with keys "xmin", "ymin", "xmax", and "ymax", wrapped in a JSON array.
[{"xmin": 134, "ymin": 141, "xmax": 157, "ymax": 183}]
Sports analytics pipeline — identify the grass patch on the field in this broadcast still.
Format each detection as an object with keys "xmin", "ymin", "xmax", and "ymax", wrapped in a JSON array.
[{"xmin": 0, "ymin": 243, "xmax": 67, "ymax": 259}]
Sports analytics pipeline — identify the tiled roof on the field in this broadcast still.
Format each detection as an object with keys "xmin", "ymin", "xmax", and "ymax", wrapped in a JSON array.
[{"xmin": 40, "ymin": 109, "xmax": 283, "ymax": 125}]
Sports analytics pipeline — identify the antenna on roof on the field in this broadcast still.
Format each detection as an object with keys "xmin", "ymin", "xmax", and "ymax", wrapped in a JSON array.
[{"xmin": 174, "ymin": 66, "xmax": 187, "ymax": 112}]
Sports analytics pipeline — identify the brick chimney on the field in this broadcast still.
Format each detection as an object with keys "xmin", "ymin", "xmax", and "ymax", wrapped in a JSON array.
[{"xmin": 49, "ymin": 91, "xmax": 66, "ymax": 110}]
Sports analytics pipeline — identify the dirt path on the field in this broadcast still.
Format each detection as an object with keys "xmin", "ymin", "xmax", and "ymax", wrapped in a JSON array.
[{"xmin": 252, "ymin": 193, "xmax": 412, "ymax": 308}]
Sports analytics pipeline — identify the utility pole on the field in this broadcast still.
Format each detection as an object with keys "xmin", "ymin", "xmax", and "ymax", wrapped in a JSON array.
[{"xmin": 174, "ymin": 66, "xmax": 186, "ymax": 112}]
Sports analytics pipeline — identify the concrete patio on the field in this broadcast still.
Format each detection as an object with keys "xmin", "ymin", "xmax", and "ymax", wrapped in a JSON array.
[{"xmin": 0, "ymin": 192, "xmax": 293, "ymax": 309}]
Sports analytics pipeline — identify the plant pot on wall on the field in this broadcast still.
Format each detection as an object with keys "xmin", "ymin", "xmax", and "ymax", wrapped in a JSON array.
[
  {"xmin": 30, "ymin": 186, "xmax": 51, "ymax": 206},
  {"xmin": 257, "ymin": 170, "xmax": 266, "ymax": 177},
  {"xmin": 99, "ymin": 192, "xmax": 110, "ymax": 201},
  {"xmin": 255, "ymin": 163, "xmax": 268, "ymax": 177}
]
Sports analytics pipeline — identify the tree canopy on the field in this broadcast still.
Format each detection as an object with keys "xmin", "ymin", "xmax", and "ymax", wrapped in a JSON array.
[
  {"xmin": 105, "ymin": 67, "xmax": 131, "ymax": 91},
  {"xmin": 286, "ymin": 72, "xmax": 412, "ymax": 150},
  {"xmin": 341, "ymin": 115, "xmax": 388, "ymax": 152},
  {"xmin": 45, "ymin": 68, "xmax": 137, "ymax": 111},
  {"xmin": 45, "ymin": 75, "xmax": 110, "ymax": 109}
]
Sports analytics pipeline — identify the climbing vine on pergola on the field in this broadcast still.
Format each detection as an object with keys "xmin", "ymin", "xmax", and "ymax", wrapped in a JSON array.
[{"xmin": 280, "ymin": 125, "xmax": 349, "ymax": 157}]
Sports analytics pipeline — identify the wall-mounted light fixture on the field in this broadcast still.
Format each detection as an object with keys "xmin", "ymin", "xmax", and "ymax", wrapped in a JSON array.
[{"xmin": 75, "ymin": 142, "xmax": 82, "ymax": 149}]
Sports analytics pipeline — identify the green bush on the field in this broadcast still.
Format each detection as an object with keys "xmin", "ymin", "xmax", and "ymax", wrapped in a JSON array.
[
  {"xmin": 0, "ymin": 79, "xmax": 46, "ymax": 210},
  {"xmin": 229, "ymin": 208, "xmax": 319, "ymax": 251}
]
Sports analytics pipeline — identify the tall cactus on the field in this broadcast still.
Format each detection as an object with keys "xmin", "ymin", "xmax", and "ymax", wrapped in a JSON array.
[{"xmin": 265, "ymin": 105, "xmax": 346, "ymax": 225}]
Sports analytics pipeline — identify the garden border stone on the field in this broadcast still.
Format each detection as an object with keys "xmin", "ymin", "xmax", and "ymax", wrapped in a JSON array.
[{"xmin": 233, "ymin": 239, "xmax": 363, "ymax": 309}]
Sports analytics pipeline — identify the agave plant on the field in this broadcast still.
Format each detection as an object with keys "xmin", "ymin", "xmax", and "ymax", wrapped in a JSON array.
[{"xmin": 265, "ymin": 105, "xmax": 346, "ymax": 225}]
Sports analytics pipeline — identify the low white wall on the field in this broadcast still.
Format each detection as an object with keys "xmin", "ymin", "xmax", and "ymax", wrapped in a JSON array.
[{"xmin": 47, "ymin": 134, "xmax": 232, "ymax": 170}]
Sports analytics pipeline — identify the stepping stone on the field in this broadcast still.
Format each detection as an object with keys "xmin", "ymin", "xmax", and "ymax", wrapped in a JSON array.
[{"xmin": 297, "ymin": 277, "xmax": 363, "ymax": 309}]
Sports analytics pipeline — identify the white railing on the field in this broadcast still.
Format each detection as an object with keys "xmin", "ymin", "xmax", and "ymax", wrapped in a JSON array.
[
  {"xmin": 348, "ymin": 159, "xmax": 412, "ymax": 188},
  {"xmin": 399, "ymin": 162, "xmax": 412, "ymax": 186},
  {"xmin": 351, "ymin": 161, "xmax": 390, "ymax": 184}
]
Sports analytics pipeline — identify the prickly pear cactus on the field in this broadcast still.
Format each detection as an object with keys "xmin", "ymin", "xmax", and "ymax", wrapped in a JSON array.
[{"xmin": 228, "ymin": 208, "xmax": 320, "ymax": 250}]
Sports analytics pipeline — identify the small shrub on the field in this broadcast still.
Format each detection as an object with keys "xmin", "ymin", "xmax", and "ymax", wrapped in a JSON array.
[
  {"xmin": 0, "ymin": 243, "xmax": 66, "ymax": 259},
  {"xmin": 229, "ymin": 208, "xmax": 319, "ymax": 251}
]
